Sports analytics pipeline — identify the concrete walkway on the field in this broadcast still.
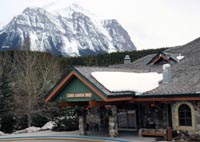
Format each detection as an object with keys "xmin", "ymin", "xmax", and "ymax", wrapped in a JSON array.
[{"xmin": 0, "ymin": 130, "xmax": 166, "ymax": 142}]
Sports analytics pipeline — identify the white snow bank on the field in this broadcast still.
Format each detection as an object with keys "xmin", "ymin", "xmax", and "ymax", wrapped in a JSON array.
[
  {"xmin": 0, "ymin": 131, "xmax": 5, "ymax": 136},
  {"xmin": 13, "ymin": 121, "xmax": 56, "ymax": 134},
  {"xmin": 14, "ymin": 126, "xmax": 41, "ymax": 134},
  {"xmin": 41, "ymin": 121, "xmax": 56, "ymax": 130},
  {"xmin": 91, "ymin": 72, "xmax": 162, "ymax": 95}
]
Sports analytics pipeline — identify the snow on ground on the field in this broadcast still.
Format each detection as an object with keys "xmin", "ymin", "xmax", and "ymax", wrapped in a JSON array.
[
  {"xmin": 91, "ymin": 71, "xmax": 162, "ymax": 95},
  {"xmin": 0, "ymin": 131, "xmax": 5, "ymax": 136},
  {"xmin": 41, "ymin": 121, "xmax": 56, "ymax": 130},
  {"xmin": 14, "ymin": 126, "xmax": 41, "ymax": 134},
  {"xmin": 12, "ymin": 121, "xmax": 56, "ymax": 135}
]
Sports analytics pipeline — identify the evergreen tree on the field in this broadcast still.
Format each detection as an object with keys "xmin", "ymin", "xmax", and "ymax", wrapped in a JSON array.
[{"xmin": 0, "ymin": 52, "xmax": 15, "ymax": 133}]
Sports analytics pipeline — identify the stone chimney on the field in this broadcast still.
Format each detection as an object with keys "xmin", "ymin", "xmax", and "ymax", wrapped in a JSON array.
[
  {"xmin": 124, "ymin": 55, "xmax": 131, "ymax": 64},
  {"xmin": 163, "ymin": 64, "xmax": 172, "ymax": 83}
]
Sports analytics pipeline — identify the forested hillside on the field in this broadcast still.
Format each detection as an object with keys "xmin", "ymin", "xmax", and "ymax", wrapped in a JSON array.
[{"xmin": 0, "ymin": 48, "xmax": 165, "ymax": 133}]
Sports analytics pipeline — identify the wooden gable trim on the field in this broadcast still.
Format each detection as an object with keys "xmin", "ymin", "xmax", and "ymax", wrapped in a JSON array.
[
  {"xmin": 45, "ymin": 70, "xmax": 108, "ymax": 102},
  {"xmin": 45, "ymin": 69, "xmax": 136, "ymax": 103},
  {"xmin": 72, "ymin": 70, "xmax": 108, "ymax": 101},
  {"xmin": 73, "ymin": 71, "xmax": 135, "ymax": 102},
  {"xmin": 45, "ymin": 71, "xmax": 75, "ymax": 102},
  {"xmin": 152, "ymin": 54, "xmax": 170, "ymax": 65}
]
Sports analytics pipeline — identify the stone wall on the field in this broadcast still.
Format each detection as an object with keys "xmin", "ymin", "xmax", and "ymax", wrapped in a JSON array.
[
  {"xmin": 109, "ymin": 106, "xmax": 118, "ymax": 137},
  {"xmin": 79, "ymin": 115, "xmax": 87, "ymax": 135},
  {"xmin": 171, "ymin": 101, "xmax": 196, "ymax": 131},
  {"xmin": 86, "ymin": 107, "xmax": 100, "ymax": 131},
  {"xmin": 141, "ymin": 103, "xmax": 168, "ymax": 129},
  {"xmin": 171, "ymin": 101, "xmax": 200, "ymax": 141}
]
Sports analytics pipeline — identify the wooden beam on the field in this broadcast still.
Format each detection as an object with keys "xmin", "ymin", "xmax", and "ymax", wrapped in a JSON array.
[
  {"xmin": 73, "ymin": 71, "xmax": 108, "ymax": 101},
  {"xmin": 152, "ymin": 54, "xmax": 170, "ymax": 65},
  {"xmin": 58, "ymin": 101, "xmax": 88, "ymax": 107},
  {"xmin": 133, "ymin": 97, "xmax": 200, "ymax": 102},
  {"xmin": 45, "ymin": 71, "xmax": 75, "ymax": 102},
  {"xmin": 107, "ymin": 97, "xmax": 133, "ymax": 102},
  {"xmin": 45, "ymin": 70, "xmax": 108, "ymax": 102},
  {"xmin": 89, "ymin": 100, "xmax": 105, "ymax": 107}
]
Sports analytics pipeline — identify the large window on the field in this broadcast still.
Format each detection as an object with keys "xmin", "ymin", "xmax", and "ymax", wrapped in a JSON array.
[
  {"xmin": 118, "ymin": 110, "xmax": 137, "ymax": 130},
  {"xmin": 178, "ymin": 104, "xmax": 192, "ymax": 126}
]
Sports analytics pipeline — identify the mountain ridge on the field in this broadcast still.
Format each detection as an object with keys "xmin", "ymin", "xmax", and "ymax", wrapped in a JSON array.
[{"xmin": 0, "ymin": 4, "xmax": 136, "ymax": 56}]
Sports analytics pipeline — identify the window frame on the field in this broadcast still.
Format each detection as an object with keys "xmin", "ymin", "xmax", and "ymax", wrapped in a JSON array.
[{"xmin": 178, "ymin": 104, "xmax": 192, "ymax": 126}]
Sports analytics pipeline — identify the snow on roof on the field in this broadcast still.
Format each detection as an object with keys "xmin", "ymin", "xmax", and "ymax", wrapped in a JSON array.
[
  {"xmin": 176, "ymin": 54, "xmax": 184, "ymax": 61},
  {"xmin": 91, "ymin": 71, "xmax": 162, "ymax": 95}
]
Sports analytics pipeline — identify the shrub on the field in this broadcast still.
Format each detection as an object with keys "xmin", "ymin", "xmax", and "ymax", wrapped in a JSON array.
[
  {"xmin": 32, "ymin": 114, "xmax": 49, "ymax": 127},
  {"xmin": 0, "ymin": 114, "xmax": 16, "ymax": 133},
  {"xmin": 52, "ymin": 109, "xmax": 78, "ymax": 131}
]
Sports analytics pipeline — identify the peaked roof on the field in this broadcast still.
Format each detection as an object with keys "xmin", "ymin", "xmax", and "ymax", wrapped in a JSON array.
[
  {"xmin": 146, "ymin": 51, "xmax": 178, "ymax": 65},
  {"xmin": 45, "ymin": 37, "xmax": 200, "ymax": 103},
  {"xmin": 45, "ymin": 67, "xmax": 136, "ymax": 102},
  {"xmin": 110, "ymin": 37, "xmax": 200, "ymax": 96}
]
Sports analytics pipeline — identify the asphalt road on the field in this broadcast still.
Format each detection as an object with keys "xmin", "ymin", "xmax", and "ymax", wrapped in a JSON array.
[
  {"xmin": 0, "ymin": 136, "xmax": 129, "ymax": 142},
  {"xmin": 0, "ymin": 130, "xmax": 158, "ymax": 142}
]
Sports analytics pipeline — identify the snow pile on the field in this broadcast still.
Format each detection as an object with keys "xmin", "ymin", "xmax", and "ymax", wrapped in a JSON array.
[
  {"xmin": 41, "ymin": 121, "xmax": 56, "ymax": 130},
  {"xmin": 12, "ymin": 121, "xmax": 56, "ymax": 134},
  {"xmin": 0, "ymin": 131, "xmax": 5, "ymax": 136},
  {"xmin": 14, "ymin": 126, "xmax": 41, "ymax": 134},
  {"xmin": 91, "ymin": 71, "xmax": 162, "ymax": 95}
]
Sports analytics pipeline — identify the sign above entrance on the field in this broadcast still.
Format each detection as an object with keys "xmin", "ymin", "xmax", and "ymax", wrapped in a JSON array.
[{"xmin": 66, "ymin": 93, "xmax": 92, "ymax": 98}]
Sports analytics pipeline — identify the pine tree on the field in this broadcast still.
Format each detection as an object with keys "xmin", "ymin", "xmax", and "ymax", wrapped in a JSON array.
[{"xmin": 0, "ymin": 52, "xmax": 15, "ymax": 133}]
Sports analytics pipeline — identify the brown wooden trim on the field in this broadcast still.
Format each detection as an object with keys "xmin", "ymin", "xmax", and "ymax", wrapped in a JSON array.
[
  {"xmin": 45, "ymin": 70, "xmax": 108, "ymax": 102},
  {"xmin": 45, "ymin": 71, "xmax": 75, "ymax": 102},
  {"xmin": 107, "ymin": 97, "xmax": 133, "ymax": 102},
  {"xmin": 152, "ymin": 55, "xmax": 170, "ymax": 65},
  {"xmin": 89, "ymin": 100, "xmax": 105, "ymax": 107},
  {"xmin": 58, "ymin": 101, "xmax": 88, "ymax": 107},
  {"xmin": 133, "ymin": 97, "xmax": 200, "ymax": 102},
  {"xmin": 73, "ymin": 71, "xmax": 108, "ymax": 101}
]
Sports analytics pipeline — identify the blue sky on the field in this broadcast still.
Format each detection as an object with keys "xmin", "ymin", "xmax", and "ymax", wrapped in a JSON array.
[{"xmin": 0, "ymin": 0, "xmax": 200, "ymax": 50}]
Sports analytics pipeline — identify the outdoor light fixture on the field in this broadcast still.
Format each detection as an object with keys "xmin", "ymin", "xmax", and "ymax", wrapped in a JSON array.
[
  {"xmin": 105, "ymin": 105, "xmax": 111, "ymax": 110},
  {"xmin": 150, "ymin": 102, "xmax": 156, "ymax": 107}
]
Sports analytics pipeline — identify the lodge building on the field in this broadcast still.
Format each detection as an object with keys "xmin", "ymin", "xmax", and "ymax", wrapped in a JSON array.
[{"xmin": 45, "ymin": 43, "xmax": 200, "ymax": 140}]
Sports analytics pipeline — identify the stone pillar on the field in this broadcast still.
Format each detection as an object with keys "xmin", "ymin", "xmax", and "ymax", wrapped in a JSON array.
[
  {"xmin": 79, "ymin": 113, "xmax": 87, "ymax": 135},
  {"xmin": 109, "ymin": 105, "xmax": 118, "ymax": 137}
]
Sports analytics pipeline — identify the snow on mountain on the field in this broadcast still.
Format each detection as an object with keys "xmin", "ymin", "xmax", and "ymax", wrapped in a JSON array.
[{"xmin": 0, "ymin": 4, "xmax": 136, "ymax": 56}]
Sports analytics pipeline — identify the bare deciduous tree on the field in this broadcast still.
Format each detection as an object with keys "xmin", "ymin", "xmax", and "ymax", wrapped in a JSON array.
[{"xmin": 13, "ymin": 50, "xmax": 62, "ymax": 127}]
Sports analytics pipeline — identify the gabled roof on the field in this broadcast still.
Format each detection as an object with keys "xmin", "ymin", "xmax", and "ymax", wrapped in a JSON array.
[
  {"xmin": 45, "ymin": 37, "xmax": 200, "ymax": 103},
  {"xmin": 110, "ymin": 37, "xmax": 200, "ymax": 96},
  {"xmin": 45, "ymin": 67, "xmax": 136, "ymax": 102},
  {"xmin": 146, "ymin": 51, "xmax": 178, "ymax": 65}
]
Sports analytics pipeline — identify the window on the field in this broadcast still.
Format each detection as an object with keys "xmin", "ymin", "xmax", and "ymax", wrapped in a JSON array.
[
  {"xmin": 178, "ymin": 104, "xmax": 192, "ymax": 126},
  {"xmin": 117, "ymin": 110, "xmax": 137, "ymax": 129}
]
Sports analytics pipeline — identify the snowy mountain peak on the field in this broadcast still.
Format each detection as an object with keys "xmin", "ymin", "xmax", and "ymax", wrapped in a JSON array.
[
  {"xmin": 23, "ymin": 7, "xmax": 46, "ymax": 14},
  {"xmin": 68, "ymin": 3, "xmax": 87, "ymax": 13},
  {"xmin": 0, "ymin": 4, "xmax": 136, "ymax": 57}
]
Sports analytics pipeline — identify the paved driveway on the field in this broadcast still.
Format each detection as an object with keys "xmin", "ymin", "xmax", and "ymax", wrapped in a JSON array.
[
  {"xmin": 0, "ymin": 130, "xmax": 159, "ymax": 142},
  {"xmin": 0, "ymin": 135, "xmax": 130, "ymax": 142}
]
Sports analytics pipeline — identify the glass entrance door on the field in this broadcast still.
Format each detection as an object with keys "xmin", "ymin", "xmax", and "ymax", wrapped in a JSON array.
[{"xmin": 117, "ymin": 110, "xmax": 137, "ymax": 130}]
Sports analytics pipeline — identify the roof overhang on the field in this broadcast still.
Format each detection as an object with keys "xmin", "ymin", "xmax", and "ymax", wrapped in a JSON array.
[
  {"xmin": 45, "ymin": 67, "xmax": 200, "ymax": 104},
  {"xmin": 45, "ymin": 69, "xmax": 135, "ymax": 103}
]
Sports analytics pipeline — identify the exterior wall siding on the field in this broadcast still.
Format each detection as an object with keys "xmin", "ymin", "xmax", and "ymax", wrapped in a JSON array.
[{"xmin": 55, "ymin": 77, "xmax": 103, "ymax": 102}]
